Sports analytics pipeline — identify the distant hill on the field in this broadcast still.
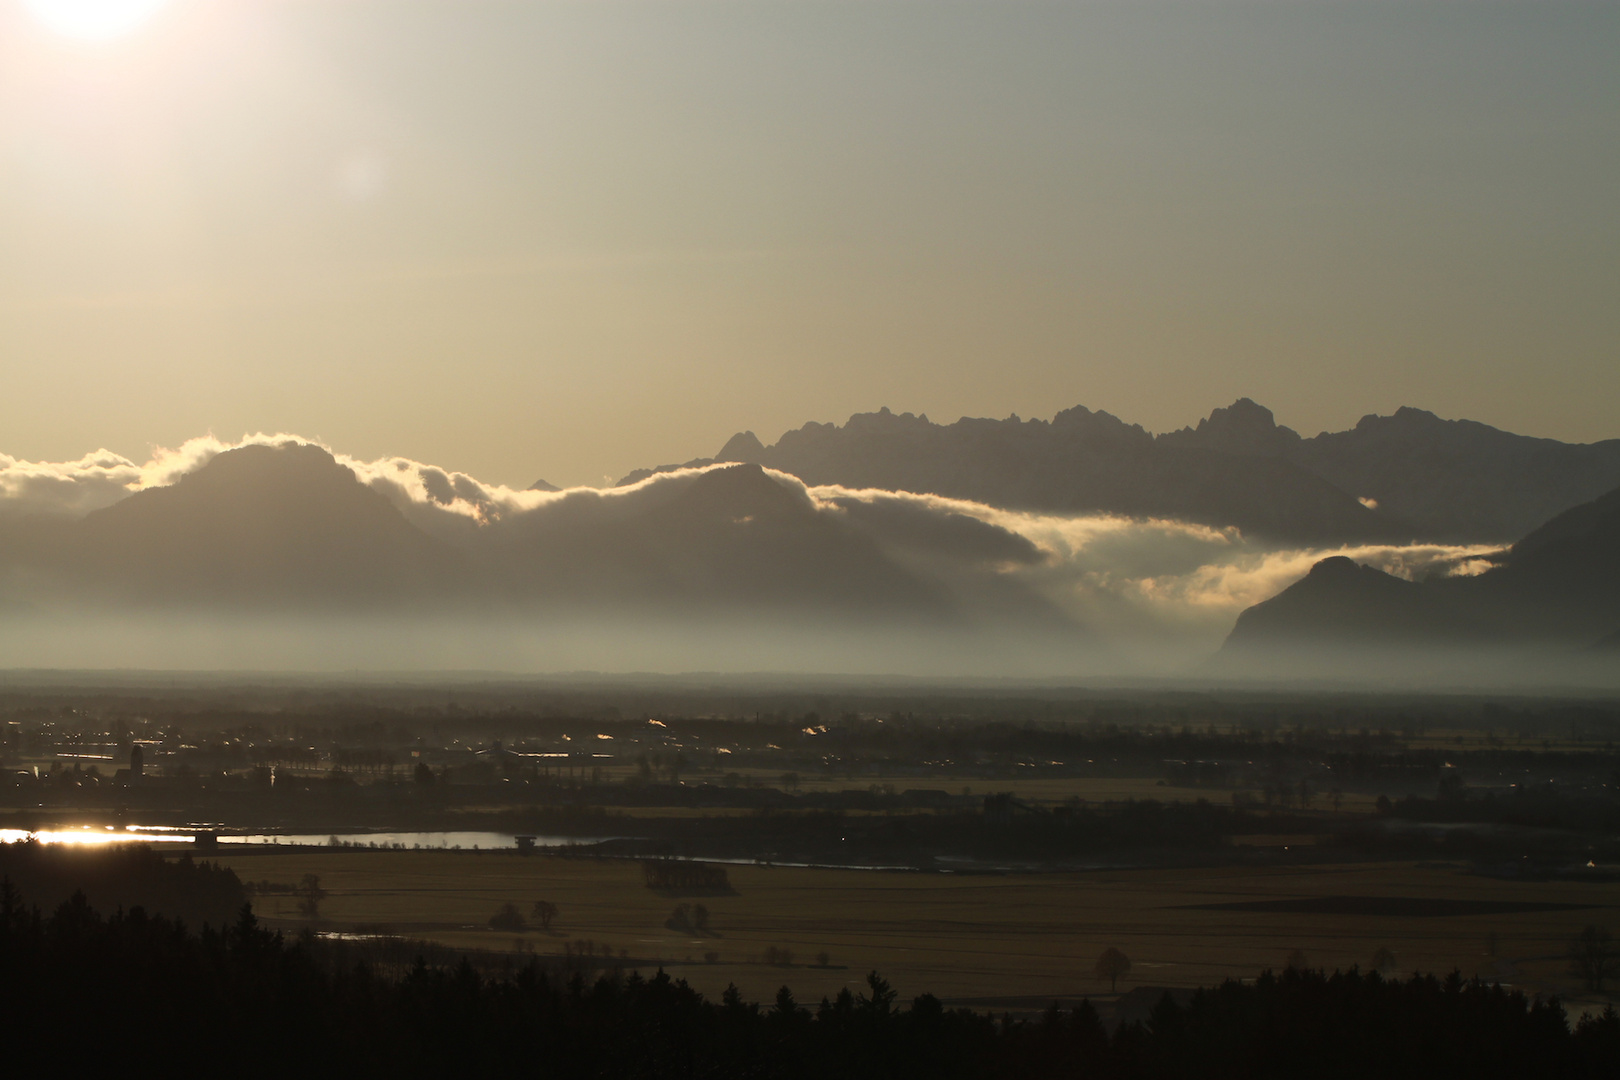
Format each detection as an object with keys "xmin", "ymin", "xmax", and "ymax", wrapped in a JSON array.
[
  {"xmin": 24, "ymin": 443, "xmax": 460, "ymax": 609},
  {"xmin": 488, "ymin": 462, "xmax": 958, "ymax": 617},
  {"xmin": 1221, "ymin": 485, "xmax": 1620, "ymax": 665},
  {"xmin": 1440, "ymin": 483, "xmax": 1620, "ymax": 640},
  {"xmin": 619, "ymin": 400, "xmax": 1620, "ymax": 546},
  {"xmin": 1221, "ymin": 555, "xmax": 1465, "ymax": 649},
  {"xmin": 0, "ymin": 445, "xmax": 1073, "ymax": 633}
]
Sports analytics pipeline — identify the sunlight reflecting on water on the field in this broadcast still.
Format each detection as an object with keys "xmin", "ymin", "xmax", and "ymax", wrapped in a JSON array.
[
  {"xmin": 2, "ymin": 827, "xmax": 613, "ymax": 849},
  {"xmin": 0, "ymin": 827, "xmax": 197, "ymax": 846},
  {"xmin": 219, "ymin": 831, "xmax": 597, "ymax": 849}
]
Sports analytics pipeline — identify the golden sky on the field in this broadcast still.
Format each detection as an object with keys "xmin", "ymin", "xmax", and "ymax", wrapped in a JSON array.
[{"xmin": 1, "ymin": 1, "xmax": 1616, "ymax": 487}]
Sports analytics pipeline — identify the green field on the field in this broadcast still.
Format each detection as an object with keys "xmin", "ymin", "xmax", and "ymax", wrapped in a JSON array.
[{"xmin": 214, "ymin": 849, "xmax": 1620, "ymax": 1017}]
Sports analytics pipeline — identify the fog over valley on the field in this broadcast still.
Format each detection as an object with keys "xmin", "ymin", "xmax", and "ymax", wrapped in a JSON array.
[
  {"xmin": 1, "ymin": 399, "xmax": 1613, "ymax": 686},
  {"xmin": 7, "ymin": 4, "xmax": 1620, "ymax": 1071}
]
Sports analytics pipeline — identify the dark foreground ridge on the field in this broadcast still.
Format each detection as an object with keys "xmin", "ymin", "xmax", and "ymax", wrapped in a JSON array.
[{"xmin": 2, "ymin": 884, "xmax": 1616, "ymax": 1078}]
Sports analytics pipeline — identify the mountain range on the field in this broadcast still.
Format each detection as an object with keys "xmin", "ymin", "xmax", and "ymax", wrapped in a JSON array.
[
  {"xmin": 0, "ymin": 442, "xmax": 1065, "ymax": 635},
  {"xmin": 0, "ymin": 399, "xmax": 1614, "ymax": 682},
  {"xmin": 1220, "ymin": 483, "xmax": 1620, "ymax": 670},
  {"xmin": 625, "ymin": 399, "xmax": 1620, "ymax": 546}
]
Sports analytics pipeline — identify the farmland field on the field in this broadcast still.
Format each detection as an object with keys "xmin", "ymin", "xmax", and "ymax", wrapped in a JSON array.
[{"xmin": 213, "ymin": 848, "xmax": 1620, "ymax": 1016}]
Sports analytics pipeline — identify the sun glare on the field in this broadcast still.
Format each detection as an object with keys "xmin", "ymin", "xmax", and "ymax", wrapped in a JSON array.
[{"xmin": 23, "ymin": 0, "xmax": 170, "ymax": 42}]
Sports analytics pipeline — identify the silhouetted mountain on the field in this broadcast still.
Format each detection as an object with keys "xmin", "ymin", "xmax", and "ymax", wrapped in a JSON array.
[
  {"xmin": 1454, "ymin": 484, "xmax": 1620, "ymax": 640},
  {"xmin": 713, "ymin": 431, "xmax": 766, "ymax": 464},
  {"xmin": 527, "ymin": 478, "xmax": 561, "ymax": 492},
  {"xmin": 488, "ymin": 463, "xmax": 1046, "ymax": 623},
  {"xmin": 1222, "ymin": 485, "xmax": 1620, "ymax": 663},
  {"xmin": 0, "ymin": 447, "xmax": 1071, "ymax": 632},
  {"xmin": 621, "ymin": 400, "xmax": 1620, "ymax": 546},
  {"xmin": 1223, "ymin": 556, "xmax": 1467, "ymax": 652},
  {"xmin": 622, "ymin": 403, "xmax": 1405, "ymax": 545},
  {"xmin": 1157, "ymin": 397, "xmax": 1304, "ymax": 457},
  {"xmin": 1292, "ymin": 407, "xmax": 1620, "ymax": 543},
  {"xmin": 52, "ymin": 443, "xmax": 459, "ymax": 608}
]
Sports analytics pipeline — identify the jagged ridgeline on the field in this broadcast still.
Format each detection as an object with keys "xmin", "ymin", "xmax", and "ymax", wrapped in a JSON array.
[
  {"xmin": 0, "ymin": 399, "xmax": 1615, "ymax": 680},
  {"xmin": 621, "ymin": 400, "xmax": 1620, "ymax": 546}
]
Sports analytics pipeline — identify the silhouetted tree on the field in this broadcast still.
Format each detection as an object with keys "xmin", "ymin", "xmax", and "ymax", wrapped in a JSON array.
[
  {"xmin": 1095, "ymin": 947, "xmax": 1131, "ymax": 993},
  {"xmin": 531, "ymin": 900, "xmax": 558, "ymax": 931},
  {"xmin": 1, "ymin": 890, "xmax": 1616, "ymax": 1080},
  {"xmin": 1371, "ymin": 947, "xmax": 1397, "ymax": 975},
  {"xmin": 4, "ymin": 847, "xmax": 1619, "ymax": 1079},
  {"xmin": 489, "ymin": 902, "xmax": 526, "ymax": 932},
  {"xmin": 1570, "ymin": 925, "xmax": 1619, "ymax": 992},
  {"xmin": 293, "ymin": 873, "xmax": 327, "ymax": 920},
  {"xmin": 773, "ymin": 985, "xmax": 801, "ymax": 1020},
  {"xmin": 861, "ymin": 971, "xmax": 896, "ymax": 1014}
]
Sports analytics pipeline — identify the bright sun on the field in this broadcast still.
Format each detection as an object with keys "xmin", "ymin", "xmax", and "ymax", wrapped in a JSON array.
[{"xmin": 23, "ymin": 0, "xmax": 171, "ymax": 42}]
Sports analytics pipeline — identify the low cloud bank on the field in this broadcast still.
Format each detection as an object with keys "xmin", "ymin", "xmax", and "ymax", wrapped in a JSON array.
[
  {"xmin": 0, "ymin": 442, "xmax": 220, "ymax": 518},
  {"xmin": 807, "ymin": 484, "xmax": 1495, "ymax": 646},
  {"xmin": 0, "ymin": 435, "xmax": 1501, "ymax": 671},
  {"xmin": 0, "ymin": 434, "xmax": 557, "ymax": 525}
]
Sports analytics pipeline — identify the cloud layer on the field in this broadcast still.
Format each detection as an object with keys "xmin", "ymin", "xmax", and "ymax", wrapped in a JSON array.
[
  {"xmin": 0, "ymin": 435, "xmax": 1499, "ymax": 668},
  {"xmin": 805, "ymin": 483, "xmax": 1494, "ymax": 645}
]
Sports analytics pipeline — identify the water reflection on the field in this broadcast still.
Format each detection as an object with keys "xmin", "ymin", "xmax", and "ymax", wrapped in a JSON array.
[
  {"xmin": 0, "ymin": 827, "xmax": 197, "ymax": 846},
  {"xmin": 0, "ymin": 827, "xmax": 604, "ymax": 850},
  {"xmin": 219, "ymin": 831, "xmax": 600, "ymax": 850}
]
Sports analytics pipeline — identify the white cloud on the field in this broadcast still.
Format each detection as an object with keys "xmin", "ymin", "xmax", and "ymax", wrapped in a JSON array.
[
  {"xmin": 0, "ymin": 436, "xmax": 235, "ymax": 517},
  {"xmin": 0, "ymin": 437, "xmax": 1499, "ymax": 659},
  {"xmin": 801, "ymin": 480, "xmax": 1496, "ymax": 644}
]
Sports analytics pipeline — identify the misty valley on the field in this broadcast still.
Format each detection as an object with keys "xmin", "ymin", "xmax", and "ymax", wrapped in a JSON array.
[
  {"xmin": 3, "ymin": 678, "xmax": 1620, "ymax": 1076},
  {"xmin": 1, "ymin": 398, "xmax": 1617, "ymax": 686},
  {"xmin": 5, "ymin": 0, "xmax": 1617, "ymax": 1071},
  {"xmin": 2, "ymin": 396, "xmax": 1619, "ymax": 1076}
]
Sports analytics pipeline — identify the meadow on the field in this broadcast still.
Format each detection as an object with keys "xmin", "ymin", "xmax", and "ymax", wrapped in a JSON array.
[{"xmin": 214, "ymin": 848, "xmax": 1620, "ymax": 1017}]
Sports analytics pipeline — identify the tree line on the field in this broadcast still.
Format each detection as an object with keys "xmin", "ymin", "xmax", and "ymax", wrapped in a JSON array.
[{"xmin": 0, "ymin": 884, "xmax": 1616, "ymax": 1078}]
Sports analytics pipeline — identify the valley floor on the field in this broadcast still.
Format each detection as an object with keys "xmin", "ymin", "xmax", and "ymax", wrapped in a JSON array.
[{"xmin": 213, "ymin": 849, "xmax": 1620, "ymax": 1020}]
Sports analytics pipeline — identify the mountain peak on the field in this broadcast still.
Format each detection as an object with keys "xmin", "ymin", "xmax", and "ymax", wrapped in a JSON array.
[
  {"xmin": 714, "ymin": 430, "xmax": 766, "ymax": 464},
  {"xmin": 675, "ymin": 462, "xmax": 810, "ymax": 520},
  {"xmin": 1308, "ymin": 555, "xmax": 1360, "ymax": 577},
  {"xmin": 177, "ymin": 440, "xmax": 346, "ymax": 490},
  {"xmin": 844, "ymin": 407, "xmax": 933, "ymax": 433},
  {"xmin": 1159, "ymin": 398, "xmax": 1301, "ymax": 456},
  {"xmin": 71, "ymin": 442, "xmax": 449, "ymax": 607}
]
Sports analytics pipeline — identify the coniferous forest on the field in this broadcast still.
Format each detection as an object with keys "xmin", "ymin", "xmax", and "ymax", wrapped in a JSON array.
[{"xmin": 2, "ymin": 860, "xmax": 1616, "ymax": 1079}]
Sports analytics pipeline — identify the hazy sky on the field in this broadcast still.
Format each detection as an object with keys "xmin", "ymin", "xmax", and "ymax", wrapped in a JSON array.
[{"xmin": 1, "ymin": 1, "xmax": 1615, "ymax": 487}]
